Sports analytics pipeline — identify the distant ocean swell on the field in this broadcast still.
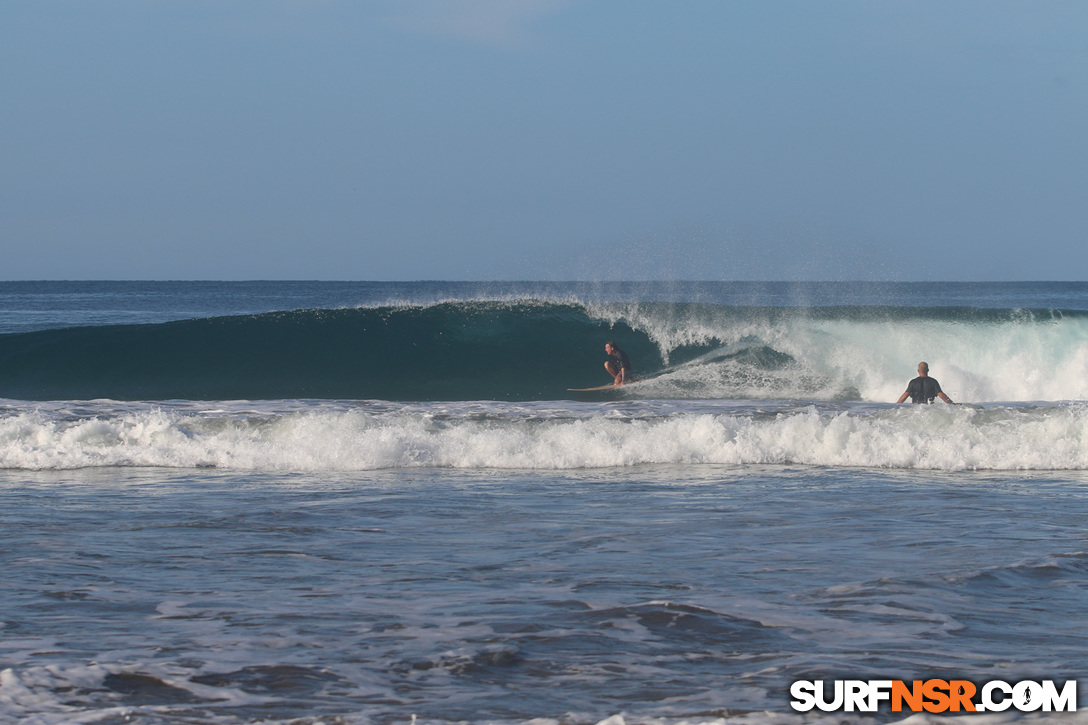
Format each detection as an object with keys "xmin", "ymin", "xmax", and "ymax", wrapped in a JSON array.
[
  {"xmin": 4, "ymin": 401, "xmax": 1088, "ymax": 471},
  {"xmin": 2, "ymin": 299, "xmax": 1087, "ymax": 402}
]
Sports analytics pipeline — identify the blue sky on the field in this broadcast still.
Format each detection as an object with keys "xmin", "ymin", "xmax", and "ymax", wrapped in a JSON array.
[{"xmin": 3, "ymin": 1, "xmax": 1087, "ymax": 280}]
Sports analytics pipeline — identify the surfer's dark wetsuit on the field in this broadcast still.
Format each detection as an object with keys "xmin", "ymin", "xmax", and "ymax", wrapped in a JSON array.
[
  {"xmin": 897, "ymin": 362, "xmax": 954, "ymax": 404},
  {"xmin": 604, "ymin": 342, "xmax": 633, "ymax": 385},
  {"xmin": 905, "ymin": 375, "xmax": 944, "ymax": 404},
  {"xmin": 609, "ymin": 348, "xmax": 632, "ymax": 377}
]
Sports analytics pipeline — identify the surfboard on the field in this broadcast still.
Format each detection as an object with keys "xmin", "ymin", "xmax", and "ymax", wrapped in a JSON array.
[{"xmin": 567, "ymin": 376, "xmax": 658, "ymax": 392}]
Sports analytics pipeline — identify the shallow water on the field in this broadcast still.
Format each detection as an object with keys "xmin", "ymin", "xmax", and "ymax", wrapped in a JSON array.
[{"xmin": 3, "ymin": 465, "xmax": 1087, "ymax": 723}]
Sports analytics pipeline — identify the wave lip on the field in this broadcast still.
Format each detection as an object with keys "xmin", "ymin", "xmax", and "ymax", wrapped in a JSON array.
[{"xmin": 4, "ymin": 400, "xmax": 1088, "ymax": 472}]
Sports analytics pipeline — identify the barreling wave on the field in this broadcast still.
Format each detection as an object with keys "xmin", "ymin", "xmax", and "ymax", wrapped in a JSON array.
[
  {"xmin": 2, "ymin": 299, "xmax": 1088, "ymax": 402},
  {"xmin": 4, "ymin": 400, "xmax": 1088, "ymax": 471}
]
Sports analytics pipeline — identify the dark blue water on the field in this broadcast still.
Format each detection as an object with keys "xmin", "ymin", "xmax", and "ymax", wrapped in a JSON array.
[
  {"xmin": 3, "ymin": 281, "xmax": 1088, "ymax": 401},
  {"xmin": 4, "ymin": 281, "xmax": 1088, "ymax": 335},
  {"xmin": 1, "ymin": 281, "xmax": 1087, "ymax": 724}
]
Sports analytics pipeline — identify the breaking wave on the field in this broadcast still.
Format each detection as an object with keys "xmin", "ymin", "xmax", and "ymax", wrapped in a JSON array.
[
  {"xmin": 1, "ymin": 300, "xmax": 1087, "ymax": 402},
  {"xmin": 4, "ymin": 399, "xmax": 1088, "ymax": 472}
]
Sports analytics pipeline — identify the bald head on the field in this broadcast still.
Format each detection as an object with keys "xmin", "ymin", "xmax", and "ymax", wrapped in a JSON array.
[{"xmin": 917, "ymin": 362, "xmax": 929, "ymax": 375}]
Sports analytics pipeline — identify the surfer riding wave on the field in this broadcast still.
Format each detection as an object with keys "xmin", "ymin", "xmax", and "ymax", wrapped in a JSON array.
[{"xmin": 604, "ymin": 341, "xmax": 632, "ymax": 386}]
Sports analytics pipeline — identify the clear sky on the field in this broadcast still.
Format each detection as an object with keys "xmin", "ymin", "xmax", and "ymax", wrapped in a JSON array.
[{"xmin": 3, "ymin": 1, "xmax": 1087, "ymax": 281}]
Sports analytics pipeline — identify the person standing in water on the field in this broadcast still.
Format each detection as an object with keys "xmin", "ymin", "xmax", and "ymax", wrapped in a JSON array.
[
  {"xmin": 604, "ymin": 341, "xmax": 632, "ymax": 386},
  {"xmin": 896, "ymin": 361, "xmax": 955, "ymax": 404}
]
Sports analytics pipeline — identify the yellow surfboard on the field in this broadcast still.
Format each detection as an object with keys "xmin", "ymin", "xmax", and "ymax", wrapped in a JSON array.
[{"xmin": 567, "ymin": 376, "xmax": 654, "ymax": 392}]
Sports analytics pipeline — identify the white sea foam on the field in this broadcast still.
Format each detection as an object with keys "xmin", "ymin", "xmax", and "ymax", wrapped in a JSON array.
[
  {"xmin": 3, "ymin": 400, "xmax": 1088, "ymax": 472},
  {"xmin": 585, "ymin": 302, "xmax": 1088, "ymax": 403}
]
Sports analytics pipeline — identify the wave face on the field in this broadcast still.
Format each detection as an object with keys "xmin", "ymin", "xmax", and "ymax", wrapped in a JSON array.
[
  {"xmin": 4, "ymin": 399, "xmax": 1088, "ymax": 471},
  {"xmin": 2, "ymin": 299, "xmax": 1088, "ymax": 402},
  {"xmin": 0, "ymin": 302, "xmax": 635, "ymax": 401}
]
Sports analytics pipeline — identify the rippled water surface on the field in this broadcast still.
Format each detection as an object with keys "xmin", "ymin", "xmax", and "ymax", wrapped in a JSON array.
[{"xmin": 3, "ymin": 465, "xmax": 1087, "ymax": 723}]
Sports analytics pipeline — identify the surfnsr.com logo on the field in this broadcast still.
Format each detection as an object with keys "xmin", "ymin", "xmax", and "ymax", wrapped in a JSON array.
[{"xmin": 790, "ymin": 679, "xmax": 1078, "ymax": 713}]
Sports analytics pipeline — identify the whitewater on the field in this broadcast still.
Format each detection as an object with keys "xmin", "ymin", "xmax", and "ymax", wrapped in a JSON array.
[
  {"xmin": 1, "ymin": 281, "xmax": 1087, "ymax": 724},
  {"xmin": 5, "ymin": 399, "xmax": 1088, "ymax": 472}
]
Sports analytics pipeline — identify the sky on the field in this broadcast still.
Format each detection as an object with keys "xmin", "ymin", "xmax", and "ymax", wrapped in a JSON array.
[{"xmin": 2, "ymin": 0, "xmax": 1087, "ymax": 281}]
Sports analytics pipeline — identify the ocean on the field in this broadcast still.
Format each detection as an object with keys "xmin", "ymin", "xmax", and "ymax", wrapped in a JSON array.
[{"xmin": 2, "ymin": 281, "xmax": 1087, "ymax": 724}]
